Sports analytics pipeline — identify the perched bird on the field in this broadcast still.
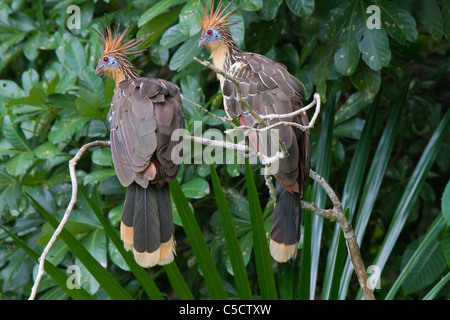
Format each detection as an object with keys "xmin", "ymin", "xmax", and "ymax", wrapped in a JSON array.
[
  {"xmin": 94, "ymin": 21, "xmax": 184, "ymax": 268},
  {"xmin": 198, "ymin": 1, "xmax": 311, "ymax": 263}
]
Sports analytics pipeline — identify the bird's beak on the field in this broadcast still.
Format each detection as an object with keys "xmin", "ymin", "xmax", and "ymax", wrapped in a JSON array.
[
  {"xmin": 198, "ymin": 36, "xmax": 208, "ymax": 48},
  {"xmin": 95, "ymin": 63, "xmax": 105, "ymax": 75}
]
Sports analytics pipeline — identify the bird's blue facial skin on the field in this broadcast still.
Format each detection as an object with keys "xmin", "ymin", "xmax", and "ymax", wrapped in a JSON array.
[
  {"xmin": 95, "ymin": 55, "xmax": 119, "ymax": 75},
  {"xmin": 198, "ymin": 28, "xmax": 222, "ymax": 47}
]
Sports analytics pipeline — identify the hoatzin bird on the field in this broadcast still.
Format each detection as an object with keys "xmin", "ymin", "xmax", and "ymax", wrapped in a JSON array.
[
  {"xmin": 94, "ymin": 22, "xmax": 184, "ymax": 268},
  {"xmin": 198, "ymin": 1, "xmax": 311, "ymax": 263}
]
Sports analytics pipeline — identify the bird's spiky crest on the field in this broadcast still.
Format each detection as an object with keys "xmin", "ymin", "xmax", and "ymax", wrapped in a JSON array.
[
  {"xmin": 93, "ymin": 17, "xmax": 150, "ymax": 58},
  {"xmin": 200, "ymin": 0, "xmax": 240, "ymax": 33}
]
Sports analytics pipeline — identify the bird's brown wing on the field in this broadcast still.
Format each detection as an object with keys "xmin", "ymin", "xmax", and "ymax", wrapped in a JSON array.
[
  {"xmin": 110, "ymin": 77, "xmax": 184, "ymax": 188},
  {"xmin": 222, "ymin": 52, "xmax": 310, "ymax": 193}
]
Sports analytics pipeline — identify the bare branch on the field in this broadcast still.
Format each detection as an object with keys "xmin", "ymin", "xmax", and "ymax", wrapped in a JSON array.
[{"xmin": 29, "ymin": 140, "xmax": 111, "ymax": 300}]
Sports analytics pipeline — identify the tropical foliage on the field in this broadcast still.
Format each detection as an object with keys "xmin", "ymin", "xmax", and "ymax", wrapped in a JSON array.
[{"xmin": 0, "ymin": 0, "xmax": 449, "ymax": 300}]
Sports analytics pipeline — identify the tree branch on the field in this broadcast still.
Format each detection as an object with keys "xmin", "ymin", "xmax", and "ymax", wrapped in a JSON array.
[{"xmin": 28, "ymin": 140, "xmax": 110, "ymax": 300}]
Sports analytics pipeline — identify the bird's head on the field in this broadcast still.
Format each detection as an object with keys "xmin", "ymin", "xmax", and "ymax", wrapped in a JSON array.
[
  {"xmin": 93, "ymin": 19, "xmax": 150, "ymax": 84},
  {"xmin": 198, "ymin": 0, "xmax": 240, "ymax": 49}
]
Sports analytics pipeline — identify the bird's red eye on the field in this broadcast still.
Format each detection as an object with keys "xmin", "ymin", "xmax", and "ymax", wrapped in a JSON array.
[
  {"xmin": 207, "ymin": 29, "xmax": 213, "ymax": 35},
  {"xmin": 103, "ymin": 56, "xmax": 109, "ymax": 62}
]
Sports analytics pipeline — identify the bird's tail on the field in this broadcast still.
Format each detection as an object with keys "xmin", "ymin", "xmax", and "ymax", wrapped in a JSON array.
[
  {"xmin": 269, "ymin": 181, "xmax": 301, "ymax": 263},
  {"xmin": 120, "ymin": 182, "xmax": 175, "ymax": 268}
]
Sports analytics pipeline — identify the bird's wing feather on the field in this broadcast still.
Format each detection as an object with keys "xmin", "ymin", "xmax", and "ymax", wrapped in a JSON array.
[
  {"xmin": 111, "ymin": 78, "xmax": 184, "ymax": 188},
  {"xmin": 222, "ymin": 52, "xmax": 310, "ymax": 192}
]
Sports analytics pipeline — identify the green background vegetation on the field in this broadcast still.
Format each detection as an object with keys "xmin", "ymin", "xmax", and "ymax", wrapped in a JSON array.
[{"xmin": 0, "ymin": 0, "xmax": 449, "ymax": 300}]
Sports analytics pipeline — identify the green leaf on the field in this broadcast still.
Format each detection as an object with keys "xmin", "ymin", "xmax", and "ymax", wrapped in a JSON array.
[
  {"xmin": 417, "ymin": 0, "xmax": 443, "ymax": 41},
  {"xmin": 239, "ymin": 0, "xmax": 263, "ymax": 11},
  {"xmin": 160, "ymin": 24, "xmax": 189, "ymax": 50},
  {"xmin": 48, "ymin": 112, "xmax": 89, "ymax": 144},
  {"xmin": 78, "ymin": 67, "xmax": 104, "ymax": 100},
  {"xmin": 21, "ymin": 68, "xmax": 39, "ymax": 93},
  {"xmin": 210, "ymin": 164, "xmax": 252, "ymax": 299},
  {"xmin": 181, "ymin": 177, "xmax": 210, "ymax": 199},
  {"xmin": 139, "ymin": 0, "xmax": 185, "ymax": 27},
  {"xmin": 5, "ymin": 151, "xmax": 34, "ymax": 177},
  {"xmin": 245, "ymin": 159, "xmax": 277, "ymax": 300},
  {"xmin": 163, "ymin": 263, "xmax": 194, "ymax": 300},
  {"xmin": 0, "ymin": 226, "xmax": 94, "ymax": 300},
  {"xmin": 350, "ymin": 62, "xmax": 381, "ymax": 95},
  {"xmin": 371, "ymin": 0, "xmax": 418, "ymax": 44},
  {"xmin": 91, "ymin": 148, "xmax": 113, "ymax": 167},
  {"xmin": 179, "ymin": 0, "xmax": 204, "ymax": 36},
  {"xmin": 355, "ymin": 4, "xmax": 391, "ymax": 71},
  {"xmin": 63, "ymin": 38, "xmax": 86, "ymax": 72},
  {"xmin": 260, "ymin": 0, "xmax": 282, "ymax": 21},
  {"xmin": 298, "ymin": 186, "xmax": 312, "ymax": 300},
  {"xmin": 169, "ymin": 34, "xmax": 202, "ymax": 71},
  {"xmin": 370, "ymin": 109, "xmax": 450, "ymax": 283},
  {"xmin": 442, "ymin": 180, "xmax": 450, "ymax": 226},
  {"xmin": 2, "ymin": 116, "xmax": 31, "ymax": 151},
  {"xmin": 334, "ymin": 7, "xmax": 360, "ymax": 76},
  {"xmin": 83, "ymin": 169, "xmax": 116, "ymax": 185},
  {"xmin": 335, "ymin": 91, "xmax": 373, "ymax": 125},
  {"xmin": 170, "ymin": 179, "xmax": 228, "ymax": 299},
  {"xmin": 26, "ymin": 192, "xmax": 133, "ymax": 300},
  {"xmin": 385, "ymin": 214, "xmax": 446, "ymax": 299},
  {"xmin": 333, "ymin": 118, "xmax": 365, "ymax": 140},
  {"xmin": 423, "ymin": 272, "xmax": 450, "ymax": 300},
  {"xmin": 285, "ymin": 0, "xmax": 314, "ymax": 17},
  {"xmin": 75, "ymin": 88, "xmax": 104, "ymax": 120},
  {"xmin": 401, "ymin": 236, "xmax": 447, "ymax": 294}
]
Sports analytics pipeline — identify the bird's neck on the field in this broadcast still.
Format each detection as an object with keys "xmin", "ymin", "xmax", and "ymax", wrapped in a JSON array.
[
  {"xmin": 108, "ymin": 57, "xmax": 140, "ymax": 86},
  {"xmin": 208, "ymin": 29, "xmax": 240, "ymax": 73}
]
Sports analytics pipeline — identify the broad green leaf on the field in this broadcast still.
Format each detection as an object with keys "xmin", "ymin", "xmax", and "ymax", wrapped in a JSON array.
[
  {"xmin": 260, "ymin": 0, "xmax": 282, "ymax": 21},
  {"xmin": 401, "ymin": 237, "xmax": 447, "ymax": 294},
  {"xmin": 423, "ymin": 272, "xmax": 450, "ymax": 300},
  {"xmin": 91, "ymin": 148, "xmax": 113, "ymax": 167},
  {"xmin": 334, "ymin": 11, "xmax": 360, "ymax": 76},
  {"xmin": 239, "ymin": 0, "xmax": 263, "ymax": 11},
  {"xmin": 5, "ymin": 151, "xmax": 34, "ymax": 177},
  {"xmin": 75, "ymin": 88, "xmax": 104, "ymax": 120},
  {"xmin": 78, "ymin": 67, "xmax": 104, "ymax": 100},
  {"xmin": 350, "ymin": 62, "xmax": 381, "ymax": 95},
  {"xmin": 0, "ymin": 226, "xmax": 94, "ymax": 300},
  {"xmin": 355, "ymin": 4, "xmax": 391, "ymax": 71},
  {"xmin": 179, "ymin": 0, "xmax": 203, "ymax": 36},
  {"xmin": 48, "ymin": 112, "xmax": 89, "ymax": 144},
  {"xmin": 160, "ymin": 24, "xmax": 189, "ymax": 50},
  {"xmin": 83, "ymin": 169, "xmax": 116, "ymax": 185},
  {"xmin": 169, "ymin": 34, "xmax": 202, "ymax": 71},
  {"xmin": 385, "ymin": 214, "xmax": 446, "ymax": 299},
  {"xmin": 21, "ymin": 68, "xmax": 39, "ymax": 93},
  {"xmin": 442, "ymin": 180, "xmax": 450, "ymax": 226},
  {"xmin": 63, "ymin": 38, "xmax": 86, "ymax": 72},
  {"xmin": 371, "ymin": 0, "xmax": 418, "ymax": 44},
  {"xmin": 139, "ymin": 0, "xmax": 185, "ymax": 27},
  {"xmin": 285, "ymin": 0, "xmax": 314, "ymax": 17},
  {"xmin": 333, "ymin": 118, "xmax": 365, "ymax": 140},
  {"xmin": 335, "ymin": 91, "xmax": 373, "ymax": 125},
  {"xmin": 417, "ymin": 0, "xmax": 443, "ymax": 41},
  {"xmin": 26, "ymin": 193, "xmax": 133, "ymax": 300},
  {"xmin": 319, "ymin": 2, "xmax": 352, "ymax": 42},
  {"xmin": 2, "ymin": 116, "xmax": 31, "ymax": 151},
  {"xmin": 181, "ymin": 177, "xmax": 210, "ymax": 199}
]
